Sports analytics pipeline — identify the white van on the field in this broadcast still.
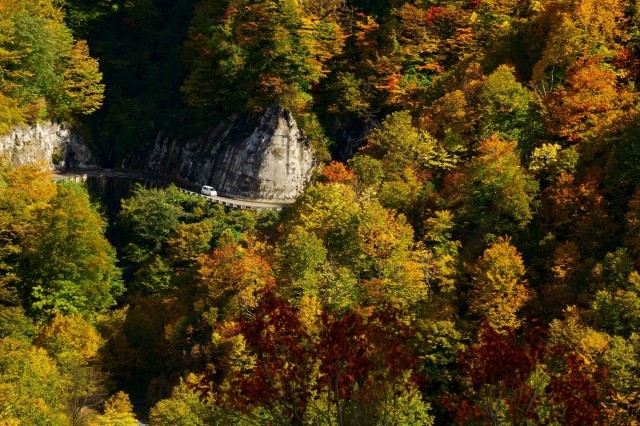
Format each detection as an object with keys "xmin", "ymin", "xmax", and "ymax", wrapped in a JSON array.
[{"xmin": 201, "ymin": 185, "xmax": 217, "ymax": 196}]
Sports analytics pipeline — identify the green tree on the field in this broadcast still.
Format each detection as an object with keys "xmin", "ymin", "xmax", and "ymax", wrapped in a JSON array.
[
  {"xmin": 362, "ymin": 110, "xmax": 457, "ymax": 181},
  {"xmin": 421, "ymin": 210, "xmax": 460, "ymax": 293},
  {"xmin": 118, "ymin": 186, "xmax": 184, "ymax": 256},
  {"xmin": 0, "ymin": 165, "xmax": 122, "ymax": 320},
  {"xmin": 592, "ymin": 270, "xmax": 640, "ymax": 338},
  {"xmin": 116, "ymin": 185, "xmax": 184, "ymax": 294},
  {"xmin": 0, "ymin": 306, "xmax": 37, "ymax": 342},
  {"xmin": 183, "ymin": 0, "xmax": 344, "ymax": 114},
  {"xmin": 626, "ymin": 188, "xmax": 640, "ymax": 257},
  {"xmin": 0, "ymin": 0, "xmax": 104, "ymax": 125},
  {"xmin": 478, "ymin": 65, "xmax": 541, "ymax": 152},
  {"xmin": 21, "ymin": 181, "xmax": 123, "ymax": 318},
  {"xmin": 443, "ymin": 134, "xmax": 539, "ymax": 236},
  {"xmin": 347, "ymin": 155, "xmax": 384, "ymax": 193},
  {"xmin": 605, "ymin": 117, "xmax": 640, "ymax": 210},
  {"xmin": 276, "ymin": 225, "xmax": 328, "ymax": 302}
]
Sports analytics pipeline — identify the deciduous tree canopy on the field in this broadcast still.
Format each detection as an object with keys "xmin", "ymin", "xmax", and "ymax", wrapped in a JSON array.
[{"xmin": 6, "ymin": 0, "xmax": 640, "ymax": 423}]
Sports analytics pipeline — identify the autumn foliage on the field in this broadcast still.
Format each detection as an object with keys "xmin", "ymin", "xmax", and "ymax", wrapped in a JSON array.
[{"xmin": 6, "ymin": 0, "xmax": 640, "ymax": 423}]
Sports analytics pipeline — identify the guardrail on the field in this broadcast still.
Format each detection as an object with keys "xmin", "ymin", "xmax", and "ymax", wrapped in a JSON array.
[
  {"xmin": 53, "ymin": 172, "xmax": 288, "ymax": 212},
  {"xmin": 53, "ymin": 173, "xmax": 88, "ymax": 183},
  {"xmin": 175, "ymin": 188, "xmax": 284, "ymax": 212}
]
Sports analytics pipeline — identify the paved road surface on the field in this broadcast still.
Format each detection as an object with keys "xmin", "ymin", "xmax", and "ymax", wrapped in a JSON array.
[{"xmin": 53, "ymin": 167, "xmax": 292, "ymax": 212}]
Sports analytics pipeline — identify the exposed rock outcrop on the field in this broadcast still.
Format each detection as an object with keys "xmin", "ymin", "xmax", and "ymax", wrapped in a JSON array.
[
  {"xmin": 0, "ymin": 122, "xmax": 94, "ymax": 168},
  {"xmin": 138, "ymin": 106, "xmax": 316, "ymax": 202}
]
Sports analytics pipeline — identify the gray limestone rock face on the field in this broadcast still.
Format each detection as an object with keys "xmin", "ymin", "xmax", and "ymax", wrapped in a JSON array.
[
  {"xmin": 0, "ymin": 122, "xmax": 94, "ymax": 168},
  {"xmin": 143, "ymin": 106, "xmax": 316, "ymax": 202}
]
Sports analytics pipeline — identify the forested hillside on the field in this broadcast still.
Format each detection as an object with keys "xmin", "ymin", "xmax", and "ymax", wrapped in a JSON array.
[
  {"xmin": 3, "ymin": 0, "xmax": 640, "ymax": 424},
  {"xmin": 0, "ymin": 0, "xmax": 104, "ymax": 134}
]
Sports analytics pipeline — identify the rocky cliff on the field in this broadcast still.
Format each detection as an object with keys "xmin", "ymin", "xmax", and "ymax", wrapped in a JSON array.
[
  {"xmin": 0, "ymin": 122, "xmax": 94, "ymax": 168},
  {"xmin": 138, "ymin": 106, "xmax": 316, "ymax": 202}
]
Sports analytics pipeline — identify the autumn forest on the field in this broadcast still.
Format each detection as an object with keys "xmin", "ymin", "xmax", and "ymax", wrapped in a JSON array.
[{"xmin": 2, "ymin": 0, "xmax": 640, "ymax": 424}]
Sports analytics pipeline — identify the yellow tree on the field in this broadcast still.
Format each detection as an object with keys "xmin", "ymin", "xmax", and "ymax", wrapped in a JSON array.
[
  {"xmin": 60, "ymin": 40, "xmax": 105, "ymax": 118},
  {"xmin": 91, "ymin": 392, "xmax": 138, "ymax": 426},
  {"xmin": 363, "ymin": 3, "xmax": 475, "ymax": 110},
  {"xmin": 37, "ymin": 314, "xmax": 108, "ymax": 425},
  {"xmin": 197, "ymin": 232, "xmax": 275, "ymax": 318},
  {"xmin": 288, "ymin": 182, "xmax": 360, "ymax": 259},
  {"xmin": 0, "ymin": 0, "xmax": 103, "ymax": 123},
  {"xmin": 275, "ymin": 225, "xmax": 328, "ymax": 305},
  {"xmin": 356, "ymin": 200, "xmax": 427, "ymax": 308},
  {"xmin": 545, "ymin": 58, "xmax": 632, "ymax": 143},
  {"xmin": 183, "ymin": 0, "xmax": 345, "ymax": 114},
  {"xmin": 0, "ymin": 337, "xmax": 69, "ymax": 425},
  {"xmin": 149, "ymin": 375, "xmax": 215, "ymax": 425},
  {"xmin": 0, "ymin": 92, "xmax": 23, "ymax": 134},
  {"xmin": 283, "ymin": 182, "xmax": 431, "ymax": 310},
  {"xmin": 532, "ymin": 0, "xmax": 627, "ymax": 82},
  {"xmin": 547, "ymin": 308, "xmax": 639, "ymax": 421},
  {"xmin": 0, "ymin": 162, "xmax": 56, "ymax": 306},
  {"xmin": 38, "ymin": 314, "xmax": 102, "ymax": 363},
  {"xmin": 167, "ymin": 219, "xmax": 214, "ymax": 267},
  {"xmin": 0, "ymin": 0, "xmax": 24, "ymax": 132},
  {"xmin": 469, "ymin": 237, "xmax": 531, "ymax": 331}
]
